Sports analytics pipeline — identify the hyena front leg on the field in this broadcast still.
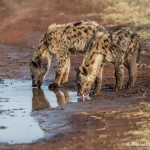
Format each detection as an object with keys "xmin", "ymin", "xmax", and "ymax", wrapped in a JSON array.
[
  {"xmin": 49, "ymin": 56, "xmax": 69, "ymax": 88},
  {"xmin": 60, "ymin": 57, "xmax": 70, "ymax": 84},
  {"xmin": 114, "ymin": 64, "xmax": 124, "ymax": 91},
  {"xmin": 90, "ymin": 65, "xmax": 104, "ymax": 97}
]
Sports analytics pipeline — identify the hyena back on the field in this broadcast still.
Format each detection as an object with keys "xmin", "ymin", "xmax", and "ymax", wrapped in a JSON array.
[
  {"xmin": 30, "ymin": 20, "xmax": 105, "ymax": 88},
  {"xmin": 76, "ymin": 27, "xmax": 141, "ymax": 97}
]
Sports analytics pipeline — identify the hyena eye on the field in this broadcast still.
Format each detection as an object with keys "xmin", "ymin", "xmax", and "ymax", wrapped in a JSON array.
[
  {"xmin": 77, "ymin": 83, "xmax": 82, "ymax": 87},
  {"xmin": 86, "ymin": 83, "xmax": 89, "ymax": 86}
]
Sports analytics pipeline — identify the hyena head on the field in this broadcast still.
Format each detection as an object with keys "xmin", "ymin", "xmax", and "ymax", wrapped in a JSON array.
[
  {"xmin": 76, "ymin": 66, "xmax": 93, "ymax": 97},
  {"xmin": 30, "ymin": 50, "xmax": 51, "ymax": 88}
]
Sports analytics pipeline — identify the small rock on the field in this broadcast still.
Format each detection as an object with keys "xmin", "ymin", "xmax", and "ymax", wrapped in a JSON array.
[
  {"xmin": 0, "ymin": 79, "xmax": 4, "ymax": 84},
  {"xmin": 0, "ymin": 126, "xmax": 7, "ymax": 129}
]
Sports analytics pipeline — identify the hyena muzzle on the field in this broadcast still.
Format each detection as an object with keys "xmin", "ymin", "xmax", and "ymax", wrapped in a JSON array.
[
  {"xmin": 76, "ymin": 26, "xmax": 141, "ymax": 97},
  {"xmin": 30, "ymin": 20, "xmax": 105, "ymax": 88}
]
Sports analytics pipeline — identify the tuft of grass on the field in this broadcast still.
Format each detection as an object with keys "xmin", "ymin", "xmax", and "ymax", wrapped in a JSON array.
[
  {"xmin": 126, "ymin": 124, "xmax": 150, "ymax": 143},
  {"xmin": 143, "ymin": 104, "xmax": 150, "ymax": 112}
]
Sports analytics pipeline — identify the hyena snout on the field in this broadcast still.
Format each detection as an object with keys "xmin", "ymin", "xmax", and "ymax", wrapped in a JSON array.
[
  {"xmin": 32, "ymin": 80, "xmax": 42, "ymax": 88},
  {"xmin": 77, "ymin": 91, "xmax": 85, "ymax": 97},
  {"xmin": 77, "ymin": 81, "xmax": 91, "ymax": 96},
  {"xmin": 77, "ymin": 88, "xmax": 90, "ymax": 97},
  {"xmin": 31, "ymin": 76, "xmax": 43, "ymax": 88},
  {"xmin": 76, "ymin": 83, "xmax": 84, "ymax": 96},
  {"xmin": 32, "ymin": 81, "xmax": 37, "ymax": 87},
  {"xmin": 32, "ymin": 79, "xmax": 38, "ymax": 88},
  {"xmin": 77, "ymin": 91, "xmax": 82, "ymax": 96}
]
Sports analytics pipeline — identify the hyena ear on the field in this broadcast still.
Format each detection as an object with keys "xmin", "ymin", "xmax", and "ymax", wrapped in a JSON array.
[
  {"xmin": 31, "ymin": 60, "xmax": 39, "ymax": 68},
  {"xmin": 75, "ymin": 66, "xmax": 89, "ymax": 75},
  {"xmin": 82, "ymin": 66, "xmax": 89, "ymax": 76},
  {"xmin": 31, "ymin": 56, "xmax": 40, "ymax": 68}
]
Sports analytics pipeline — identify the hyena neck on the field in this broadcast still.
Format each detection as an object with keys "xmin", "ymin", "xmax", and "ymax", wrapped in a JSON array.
[
  {"xmin": 83, "ymin": 53, "xmax": 103, "ymax": 82},
  {"xmin": 37, "ymin": 42, "xmax": 48, "ymax": 55}
]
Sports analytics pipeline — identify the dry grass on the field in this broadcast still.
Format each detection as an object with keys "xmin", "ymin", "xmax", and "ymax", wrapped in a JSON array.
[
  {"xmin": 125, "ymin": 102, "xmax": 150, "ymax": 145},
  {"xmin": 82, "ymin": 0, "xmax": 150, "ymax": 53},
  {"xmin": 103, "ymin": 0, "xmax": 150, "ymax": 25}
]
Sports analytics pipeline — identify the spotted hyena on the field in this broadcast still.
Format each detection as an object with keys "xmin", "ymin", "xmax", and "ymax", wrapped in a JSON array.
[
  {"xmin": 76, "ymin": 26, "xmax": 141, "ymax": 97},
  {"xmin": 30, "ymin": 20, "xmax": 105, "ymax": 88}
]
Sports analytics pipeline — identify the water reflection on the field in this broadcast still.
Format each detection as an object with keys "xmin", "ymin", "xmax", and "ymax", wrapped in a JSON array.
[
  {"xmin": 51, "ymin": 89, "xmax": 71, "ymax": 105},
  {"xmin": 0, "ymin": 80, "xmax": 86, "ymax": 144},
  {"xmin": 32, "ymin": 88, "xmax": 51, "ymax": 111},
  {"xmin": 32, "ymin": 88, "xmax": 75, "ymax": 111},
  {"xmin": 32, "ymin": 89, "xmax": 90, "ymax": 138},
  {"xmin": 0, "ymin": 80, "xmax": 45, "ymax": 144}
]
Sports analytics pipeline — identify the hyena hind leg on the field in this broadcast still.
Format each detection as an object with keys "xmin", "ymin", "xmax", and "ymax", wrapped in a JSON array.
[
  {"xmin": 60, "ymin": 57, "xmax": 70, "ymax": 84},
  {"xmin": 125, "ymin": 57, "xmax": 137, "ymax": 89},
  {"xmin": 114, "ymin": 64, "xmax": 124, "ymax": 91},
  {"xmin": 90, "ymin": 65, "xmax": 104, "ymax": 97}
]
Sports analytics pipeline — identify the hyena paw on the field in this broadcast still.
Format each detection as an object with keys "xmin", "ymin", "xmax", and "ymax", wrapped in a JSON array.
[
  {"xmin": 125, "ymin": 83, "xmax": 134, "ymax": 90},
  {"xmin": 48, "ymin": 83, "xmax": 60, "ymax": 89},
  {"xmin": 60, "ymin": 79, "xmax": 68, "ymax": 84},
  {"xmin": 114, "ymin": 85, "xmax": 123, "ymax": 91},
  {"xmin": 89, "ymin": 91, "xmax": 100, "ymax": 97}
]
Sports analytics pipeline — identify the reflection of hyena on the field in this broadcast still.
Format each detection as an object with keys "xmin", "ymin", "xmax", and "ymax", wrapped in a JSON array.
[
  {"xmin": 30, "ymin": 20, "xmax": 105, "ymax": 88},
  {"xmin": 51, "ymin": 89, "xmax": 71, "ymax": 105},
  {"xmin": 76, "ymin": 27, "xmax": 141, "ymax": 97},
  {"xmin": 32, "ymin": 88, "xmax": 50, "ymax": 111}
]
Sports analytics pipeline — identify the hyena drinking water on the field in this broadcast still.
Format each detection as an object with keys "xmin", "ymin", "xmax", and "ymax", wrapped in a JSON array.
[
  {"xmin": 30, "ymin": 20, "xmax": 105, "ymax": 88},
  {"xmin": 76, "ymin": 27, "xmax": 141, "ymax": 97}
]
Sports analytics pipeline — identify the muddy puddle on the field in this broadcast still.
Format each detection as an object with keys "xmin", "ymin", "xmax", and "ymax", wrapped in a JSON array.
[{"xmin": 0, "ymin": 79, "xmax": 84, "ymax": 144}]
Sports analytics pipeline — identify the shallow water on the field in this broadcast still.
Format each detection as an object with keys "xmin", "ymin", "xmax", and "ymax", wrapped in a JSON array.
[{"xmin": 0, "ymin": 80, "xmax": 82, "ymax": 144}]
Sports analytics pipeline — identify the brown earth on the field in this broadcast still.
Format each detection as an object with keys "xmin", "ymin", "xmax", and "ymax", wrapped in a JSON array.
[{"xmin": 0, "ymin": 0, "xmax": 150, "ymax": 150}]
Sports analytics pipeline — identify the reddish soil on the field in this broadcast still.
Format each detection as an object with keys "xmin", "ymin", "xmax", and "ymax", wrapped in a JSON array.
[{"xmin": 0, "ymin": 0, "xmax": 150, "ymax": 150}]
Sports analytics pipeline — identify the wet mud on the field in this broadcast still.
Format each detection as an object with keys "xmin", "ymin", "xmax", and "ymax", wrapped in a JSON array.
[{"xmin": 0, "ymin": 0, "xmax": 150, "ymax": 150}]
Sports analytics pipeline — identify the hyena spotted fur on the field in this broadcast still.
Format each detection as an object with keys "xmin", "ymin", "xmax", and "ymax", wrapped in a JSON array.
[
  {"xmin": 76, "ymin": 26, "xmax": 141, "ymax": 97},
  {"xmin": 30, "ymin": 20, "xmax": 105, "ymax": 88}
]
